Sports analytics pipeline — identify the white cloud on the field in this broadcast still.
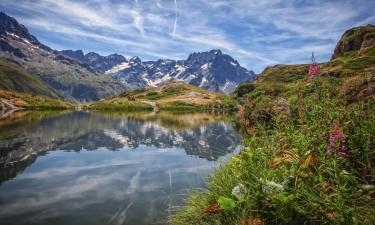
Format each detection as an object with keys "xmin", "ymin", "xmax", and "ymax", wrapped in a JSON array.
[
  {"xmin": 0, "ymin": 0, "xmax": 374, "ymax": 72},
  {"xmin": 130, "ymin": 9, "xmax": 145, "ymax": 35},
  {"xmin": 172, "ymin": 0, "xmax": 178, "ymax": 35}
]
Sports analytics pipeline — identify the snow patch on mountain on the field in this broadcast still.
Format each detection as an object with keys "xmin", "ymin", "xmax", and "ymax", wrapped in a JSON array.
[{"xmin": 105, "ymin": 61, "xmax": 130, "ymax": 74}]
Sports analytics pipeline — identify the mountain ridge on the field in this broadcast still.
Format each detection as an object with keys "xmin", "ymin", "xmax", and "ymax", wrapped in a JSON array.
[{"xmin": 61, "ymin": 48, "xmax": 256, "ymax": 93}]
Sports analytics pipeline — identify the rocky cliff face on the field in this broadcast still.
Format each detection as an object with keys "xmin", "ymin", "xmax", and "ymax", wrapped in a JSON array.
[
  {"xmin": 0, "ymin": 12, "xmax": 126, "ymax": 102},
  {"xmin": 331, "ymin": 24, "xmax": 375, "ymax": 60}
]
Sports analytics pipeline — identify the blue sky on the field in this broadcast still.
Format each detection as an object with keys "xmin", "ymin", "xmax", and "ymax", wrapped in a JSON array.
[{"xmin": 1, "ymin": 0, "xmax": 374, "ymax": 72}]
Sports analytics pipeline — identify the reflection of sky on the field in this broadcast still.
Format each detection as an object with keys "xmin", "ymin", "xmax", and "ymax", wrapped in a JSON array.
[{"xmin": 0, "ymin": 145, "xmax": 240, "ymax": 225}]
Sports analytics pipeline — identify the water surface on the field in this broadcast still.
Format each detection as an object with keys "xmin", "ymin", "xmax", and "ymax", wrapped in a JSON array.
[{"xmin": 0, "ymin": 111, "xmax": 243, "ymax": 225}]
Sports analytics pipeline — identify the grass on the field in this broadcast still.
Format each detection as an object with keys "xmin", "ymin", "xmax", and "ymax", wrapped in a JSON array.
[
  {"xmin": 0, "ymin": 90, "xmax": 74, "ymax": 110},
  {"xmin": 171, "ymin": 39, "xmax": 375, "ymax": 224},
  {"xmin": 158, "ymin": 100, "xmax": 204, "ymax": 111},
  {"xmin": 98, "ymin": 82, "xmax": 236, "ymax": 112},
  {"xmin": 87, "ymin": 98, "xmax": 153, "ymax": 111},
  {"xmin": 172, "ymin": 79, "xmax": 375, "ymax": 225}
]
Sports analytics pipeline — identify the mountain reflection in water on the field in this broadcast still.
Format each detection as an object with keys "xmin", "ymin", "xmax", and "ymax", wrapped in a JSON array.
[{"xmin": 0, "ymin": 111, "xmax": 243, "ymax": 225}]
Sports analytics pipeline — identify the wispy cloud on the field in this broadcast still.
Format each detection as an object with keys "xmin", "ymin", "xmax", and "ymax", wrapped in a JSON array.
[
  {"xmin": 172, "ymin": 0, "xmax": 178, "ymax": 35},
  {"xmin": 0, "ymin": 0, "xmax": 374, "ymax": 72},
  {"xmin": 130, "ymin": 9, "xmax": 145, "ymax": 35}
]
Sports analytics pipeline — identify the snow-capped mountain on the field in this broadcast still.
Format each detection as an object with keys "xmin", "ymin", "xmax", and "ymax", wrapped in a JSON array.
[
  {"xmin": 112, "ymin": 49, "xmax": 255, "ymax": 93},
  {"xmin": 63, "ymin": 49, "xmax": 256, "ymax": 93},
  {"xmin": 0, "ymin": 12, "xmax": 126, "ymax": 102}
]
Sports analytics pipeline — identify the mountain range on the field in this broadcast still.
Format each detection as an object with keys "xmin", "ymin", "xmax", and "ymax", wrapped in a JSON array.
[
  {"xmin": 0, "ymin": 11, "xmax": 255, "ymax": 101},
  {"xmin": 61, "ymin": 49, "xmax": 256, "ymax": 93}
]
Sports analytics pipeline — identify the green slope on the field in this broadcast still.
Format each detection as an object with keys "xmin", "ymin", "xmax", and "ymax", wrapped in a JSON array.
[
  {"xmin": 172, "ymin": 25, "xmax": 375, "ymax": 224},
  {"xmin": 90, "ymin": 82, "xmax": 237, "ymax": 111},
  {"xmin": 0, "ymin": 57, "xmax": 61, "ymax": 99}
]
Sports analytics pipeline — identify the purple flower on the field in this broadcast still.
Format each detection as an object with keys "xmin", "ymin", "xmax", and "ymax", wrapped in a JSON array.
[
  {"xmin": 326, "ymin": 130, "xmax": 348, "ymax": 157},
  {"xmin": 335, "ymin": 130, "xmax": 344, "ymax": 138},
  {"xmin": 338, "ymin": 144, "xmax": 348, "ymax": 157},
  {"xmin": 338, "ymin": 151, "xmax": 348, "ymax": 157},
  {"xmin": 325, "ymin": 148, "xmax": 333, "ymax": 156}
]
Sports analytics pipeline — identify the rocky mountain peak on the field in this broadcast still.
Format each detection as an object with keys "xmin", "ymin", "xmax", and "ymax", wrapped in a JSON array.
[
  {"xmin": 60, "ymin": 50, "xmax": 85, "ymax": 61},
  {"xmin": 130, "ymin": 56, "xmax": 142, "ymax": 64},
  {"xmin": 0, "ymin": 11, "xmax": 39, "ymax": 45},
  {"xmin": 209, "ymin": 49, "xmax": 222, "ymax": 55},
  {"xmin": 108, "ymin": 53, "xmax": 125, "ymax": 60},
  {"xmin": 186, "ymin": 49, "xmax": 224, "ymax": 65},
  {"xmin": 60, "ymin": 50, "xmax": 127, "ymax": 72},
  {"xmin": 106, "ymin": 49, "xmax": 255, "ymax": 93},
  {"xmin": 331, "ymin": 24, "xmax": 375, "ymax": 60}
]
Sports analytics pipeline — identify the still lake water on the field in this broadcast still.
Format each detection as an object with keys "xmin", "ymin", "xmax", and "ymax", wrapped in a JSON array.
[{"xmin": 0, "ymin": 111, "xmax": 244, "ymax": 225}]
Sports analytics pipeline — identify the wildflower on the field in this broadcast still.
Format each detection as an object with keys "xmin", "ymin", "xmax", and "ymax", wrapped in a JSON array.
[
  {"xmin": 325, "ymin": 129, "xmax": 348, "ymax": 157},
  {"xmin": 260, "ymin": 179, "xmax": 284, "ymax": 194},
  {"xmin": 231, "ymin": 183, "xmax": 247, "ymax": 200},
  {"xmin": 338, "ymin": 144, "xmax": 348, "ymax": 157},
  {"xmin": 325, "ymin": 147, "xmax": 333, "ymax": 156},
  {"xmin": 308, "ymin": 52, "xmax": 319, "ymax": 80},
  {"xmin": 335, "ymin": 130, "xmax": 343, "ymax": 138}
]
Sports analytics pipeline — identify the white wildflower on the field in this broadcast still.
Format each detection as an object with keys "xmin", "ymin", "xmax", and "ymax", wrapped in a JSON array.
[
  {"xmin": 260, "ymin": 179, "xmax": 284, "ymax": 194},
  {"xmin": 231, "ymin": 183, "xmax": 247, "ymax": 200}
]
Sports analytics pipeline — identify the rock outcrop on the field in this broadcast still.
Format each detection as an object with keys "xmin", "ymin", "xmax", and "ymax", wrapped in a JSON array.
[{"xmin": 331, "ymin": 24, "xmax": 375, "ymax": 60}]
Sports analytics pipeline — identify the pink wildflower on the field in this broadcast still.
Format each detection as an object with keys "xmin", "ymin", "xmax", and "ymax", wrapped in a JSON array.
[
  {"xmin": 325, "ymin": 130, "xmax": 348, "ymax": 157},
  {"xmin": 335, "ymin": 130, "xmax": 343, "ymax": 138},
  {"xmin": 338, "ymin": 144, "xmax": 348, "ymax": 157}
]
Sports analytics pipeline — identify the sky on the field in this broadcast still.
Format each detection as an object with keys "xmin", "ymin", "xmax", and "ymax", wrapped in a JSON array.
[{"xmin": 1, "ymin": 0, "xmax": 374, "ymax": 73}]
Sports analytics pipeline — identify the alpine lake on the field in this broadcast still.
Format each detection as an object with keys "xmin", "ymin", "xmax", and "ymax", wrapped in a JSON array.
[{"xmin": 0, "ymin": 110, "xmax": 245, "ymax": 225}]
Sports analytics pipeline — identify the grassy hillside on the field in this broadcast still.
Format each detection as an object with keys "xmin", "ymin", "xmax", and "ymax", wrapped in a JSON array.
[
  {"xmin": 0, "ymin": 57, "xmax": 61, "ymax": 99},
  {"xmin": 87, "ymin": 97, "xmax": 153, "ymax": 111},
  {"xmin": 121, "ymin": 82, "xmax": 237, "ymax": 111},
  {"xmin": 88, "ymin": 82, "xmax": 237, "ymax": 111},
  {"xmin": 0, "ymin": 90, "xmax": 74, "ymax": 110},
  {"xmin": 172, "ymin": 26, "xmax": 375, "ymax": 224}
]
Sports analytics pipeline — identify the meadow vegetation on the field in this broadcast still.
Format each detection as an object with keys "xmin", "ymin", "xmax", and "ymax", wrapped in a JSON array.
[{"xmin": 172, "ymin": 27, "xmax": 375, "ymax": 225}]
